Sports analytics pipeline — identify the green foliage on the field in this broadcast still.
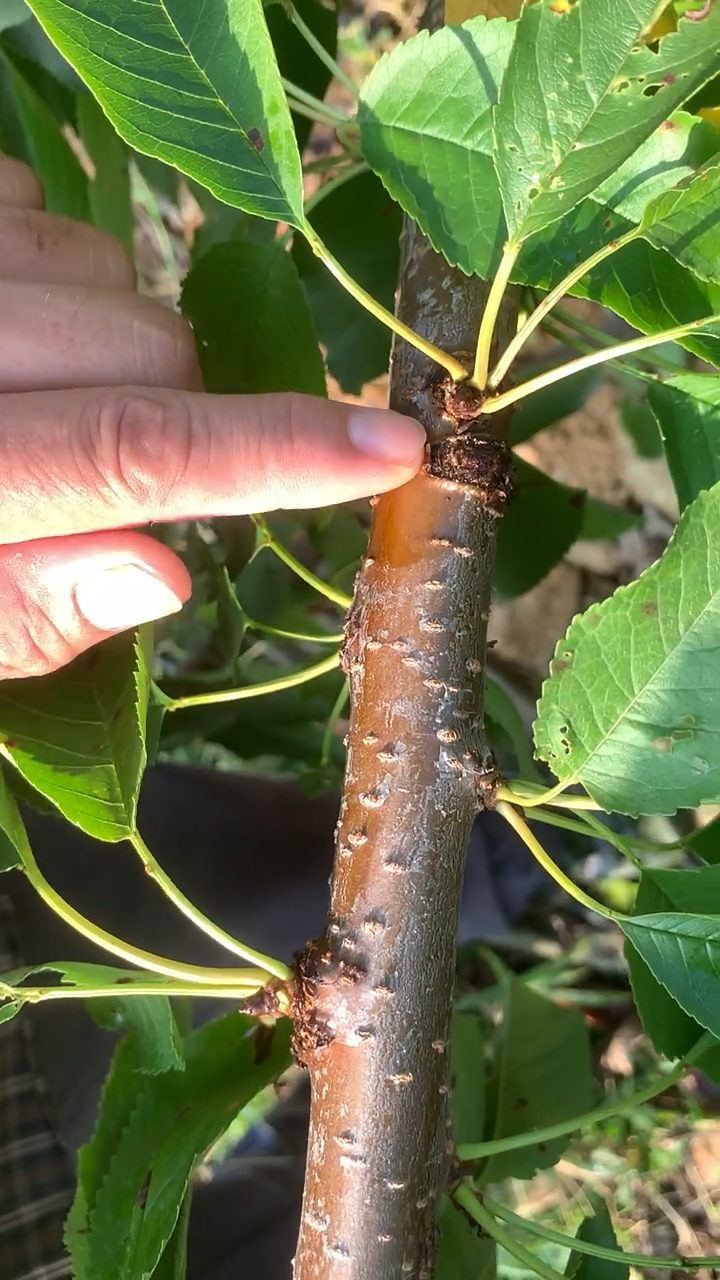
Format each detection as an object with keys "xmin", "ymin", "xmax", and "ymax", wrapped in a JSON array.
[
  {"xmin": 0, "ymin": 44, "xmax": 88, "ymax": 215},
  {"xmin": 293, "ymin": 170, "xmax": 402, "ymax": 393},
  {"xmin": 534, "ymin": 482, "xmax": 720, "ymax": 816},
  {"xmin": 625, "ymin": 865, "xmax": 720, "ymax": 1074},
  {"xmin": 638, "ymin": 164, "xmax": 720, "ymax": 284},
  {"xmin": 358, "ymin": 16, "xmax": 513, "ymax": 278},
  {"xmin": 76, "ymin": 93, "xmax": 133, "ymax": 252},
  {"xmin": 494, "ymin": 457, "xmax": 585, "ymax": 599},
  {"xmin": 493, "ymin": 0, "xmax": 720, "ymax": 243},
  {"xmin": 66, "ymin": 1012, "xmax": 292, "ymax": 1280},
  {"xmin": 478, "ymin": 978, "xmax": 592, "ymax": 1185},
  {"xmin": 647, "ymin": 373, "xmax": 720, "ymax": 510},
  {"xmin": 434, "ymin": 1198, "xmax": 496, "ymax": 1280},
  {"xmin": 621, "ymin": 911, "xmax": 720, "ymax": 1043},
  {"xmin": 4, "ymin": 2, "xmax": 720, "ymax": 1276},
  {"xmin": 26, "ymin": 0, "xmax": 305, "ymax": 224},
  {"xmin": 566, "ymin": 1199, "xmax": 628, "ymax": 1280},
  {"xmin": 0, "ymin": 630, "xmax": 149, "ymax": 839},
  {"xmin": 181, "ymin": 238, "xmax": 326, "ymax": 396}
]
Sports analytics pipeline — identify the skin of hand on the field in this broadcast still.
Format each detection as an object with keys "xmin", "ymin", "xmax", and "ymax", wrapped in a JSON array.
[{"xmin": 0, "ymin": 153, "xmax": 426, "ymax": 680}]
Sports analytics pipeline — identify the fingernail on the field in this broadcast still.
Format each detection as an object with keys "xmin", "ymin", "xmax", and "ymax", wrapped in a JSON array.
[
  {"xmin": 348, "ymin": 410, "xmax": 426, "ymax": 466},
  {"xmin": 75, "ymin": 564, "xmax": 184, "ymax": 632}
]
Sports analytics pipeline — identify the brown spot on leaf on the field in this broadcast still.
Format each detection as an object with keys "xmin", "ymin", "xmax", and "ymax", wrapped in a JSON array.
[
  {"xmin": 512, "ymin": 1096, "xmax": 529, "ymax": 1112},
  {"xmin": 247, "ymin": 128, "xmax": 264, "ymax": 152},
  {"xmin": 642, "ymin": 600, "xmax": 658, "ymax": 615},
  {"xmin": 253, "ymin": 1021, "xmax": 276, "ymax": 1064},
  {"xmin": 137, "ymin": 1171, "xmax": 151, "ymax": 1209}
]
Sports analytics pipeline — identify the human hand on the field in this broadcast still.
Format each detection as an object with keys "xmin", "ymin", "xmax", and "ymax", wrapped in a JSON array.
[{"xmin": 0, "ymin": 153, "xmax": 425, "ymax": 680}]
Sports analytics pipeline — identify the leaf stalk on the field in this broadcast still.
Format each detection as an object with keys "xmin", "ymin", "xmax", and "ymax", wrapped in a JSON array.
[{"xmin": 472, "ymin": 240, "xmax": 521, "ymax": 389}]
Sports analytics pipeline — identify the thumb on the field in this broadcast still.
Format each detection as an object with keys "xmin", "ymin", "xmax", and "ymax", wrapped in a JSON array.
[{"xmin": 0, "ymin": 531, "xmax": 190, "ymax": 680}]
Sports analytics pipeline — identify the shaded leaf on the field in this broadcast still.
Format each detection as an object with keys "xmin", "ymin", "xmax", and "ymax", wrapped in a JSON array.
[
  {"xmin": 181, "ymin": 238, "xmax": 326, "ymax": 396},
  {"xmin": 293, "ymin": 169, "xmax": 402, "ymax": 393},
  {"xmin": 625, "ymin": 866, "xmax": 720, "ymax": 1070},
  {"xmin": 26, "ymin": 0, "xmax": 304, "ymax": 225},
  {"xmin": 534, "ymin": 481, "xmax": 720, "ymax": 815},
  {"xmin": 579, "ymin": 497, "xmax": 640, "ymax": 541},
  {"xmin": 0, "ymin": 45, "xmax": 88, "ymax": 217},
  {"xmin": 479, "ymin": 978, "xmax": 592, "ymax": 1184},
  {"xmin": 511, "ymin": 366, "xmax": 599, "ymax": 445},
  {"xmin": 687, "ymin": 816, "xmax": 720, "ymax": 866},
  {"xmin": 358, "ymin": 15, "xmax": 513, "ymax": 278},
  {"xmin": 0, "ymin": 630, "xmax": 150, "ymax": 840},
  {"xmin": 0, "ymin": 765, "xmax": 29, "ymax": 871},
  {"xmin": 619, "ymin": 397, "xmax": 663, "ymax": 460},
  {"xmin": 494, "ymin": 456, "xmax": 585, "ymax": 598},
  {"xmin": 513, "ymin": 186, "xmax": 720, "ymax": 371},
  {"xmin": 567, "ymin": 1199, "xmax": 628, "ymax": 1280},
  {"xmin": 434, "ymin": 1196, "xmax": 496, "ymax": 1280},
  {"xmin": 450, "ymin": 1011, "xmax": 485, "ymax": 1145},
  {"xmin": 638, "ymin": 164, "xmax": 720, "ymax": 284},
  {"xmin": 68, "ymin": 1012, "xmax": 292, "ymax": 1280},
  {"xmin": 76, "ymin": 93, "xmax": 133, "ymax": 252},
  {"xmin": 591, "ymin": 109, "xmax": 720, "ymax": 225},
  {"xmin": 89, "ymin": 993, "xmax": 184, "ymax": 1077},
  {"xmin": 648, "ymin": 373, "xmax": 720, "ymax": 511},
  {"xmin": 494, "ymin": 0, "xmax": 720, "ymax": 242},
  {"xmin": 266, "ymin": 0, "xmax": 336, "ymax": 152},
  {"xmin": 620, "ymin": 911, "xmax": 720, "ymax": 1042},
  {"xmin": 484, "ymin": 676, "xmax": 540, "ymax": 782}
]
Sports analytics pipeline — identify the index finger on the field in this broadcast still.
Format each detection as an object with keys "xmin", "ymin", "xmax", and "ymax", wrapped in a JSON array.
[{"xmin": 0, "ymin": 385, "xmax": 426, "ymax": 543}]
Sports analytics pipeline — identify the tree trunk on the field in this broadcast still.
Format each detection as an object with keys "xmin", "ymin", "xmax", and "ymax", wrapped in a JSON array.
[{"xmin": 290, "ymin": 209, "xmax": 517, "ymax": 1276}]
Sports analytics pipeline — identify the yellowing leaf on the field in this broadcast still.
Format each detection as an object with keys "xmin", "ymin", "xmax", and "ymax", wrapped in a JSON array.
[{"xmin": 444, "ymin": 0, "xmax": 526, "ymax": 23}]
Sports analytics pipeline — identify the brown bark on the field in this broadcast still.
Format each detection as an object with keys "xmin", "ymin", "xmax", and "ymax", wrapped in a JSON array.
[{"xmin": 290, "ymin": 220, "xmax": 517, "ymax": 1280}]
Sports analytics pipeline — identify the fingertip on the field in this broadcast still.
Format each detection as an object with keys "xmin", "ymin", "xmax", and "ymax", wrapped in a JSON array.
[{"xmin": 347, "ymin": 409, "xmax": 427, "ymax": 471}]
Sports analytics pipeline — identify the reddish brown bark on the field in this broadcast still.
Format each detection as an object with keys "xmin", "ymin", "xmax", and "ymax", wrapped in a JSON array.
[{"xmin": 291, "ymin": 219, "xmax": 517, "ymax": 1279}]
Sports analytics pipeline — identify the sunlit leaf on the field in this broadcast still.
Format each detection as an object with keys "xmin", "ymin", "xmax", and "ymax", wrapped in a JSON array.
[
  {"xmin": 534, "ymin": 481, "xmax": 720, "ymax": 815},
  {"xmin": 0, "ymin": 629, "xmax": 150, "ymax": 840},
  {"xmin": 494, "ymin": 0, "xmax": 720, "ymax": 242},
  {"xmin": 26, "ymin": 0, "xmax": 304, "ymax": 224},
  {"xmin": 358, "ymin": 15, "xmax": 514, "ymax": 277}
]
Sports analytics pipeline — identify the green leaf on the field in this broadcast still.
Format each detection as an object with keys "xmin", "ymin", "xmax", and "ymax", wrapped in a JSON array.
[
  {"xmin": 181, "ymin": 238, "xmax": 326, "ymax": 396},
  {"xmin": 579, "ymin": 497, "xmax": 640, "ymax": 541},
  {"xmin": 513, "ymin": 158, "xmax": 720, "ymax": 370},
  {"xmin": 76, "ymin": 93, "xmax": 133, "ymax": 253},
  {"xmin": 450, "ymin": 1011, "xmax": 485, "ymax": 1146},
  {"xmin": 638, "ymin": 164, "xmax": 720, "ymax": 284},
  {"xmin": 69, "ymin": 1012, "xmax": 292, "ymax": 1280},
  {"xmin": 293, "ymin": 170, "xmax": 402, "ymax": 393},
  {"xmin": 26, "ymin": 0, "xmax": 304, "ymax": 225},
  {"xmin": 484, "ymin": 677, "xmax": 540, "ymax": 783},
  {"xmin": 592, "ymin": 110, "xmax": 720, "ymax": 225},
  {"xmin": 511, "ymin": 366, "xmax": 599, "ymax": 446},
  {"xmin": 494, "ymin": 456, "xmax": 585, "ymax": 599},
  {"xmin": 434, "ymin": 1197, "xmax": 496, "ymax": 1280},
  {"xmin": 687, "ymin": 816, "xmax": 720, "ymax": 866},
  {"xmin": 151, "ymin": 1190, "xmax": 190, "ymax": 1280},
  {"xmin": 0, "ymin": 45, "xmax": 88, "ymax": 217},
  {"xmin": 3, "ymin": 958, "xmax": 185, "ymax": 1073},
  {"xmin": 0, "ymin": 762, "xmax": 29, "ymax": 871},
  {"xmin": 620, "ymin": 397, "xmax": 663, "ymax": 460},
  {"xmin": 90, "ymin": 993, "xmax": 184, "ymax": 1077},
  {"xmin": 647, "ymin": 373, "xmax": 720, "ymax": 511},
  {"xmin": 625, "ymin": 866, "xmax": 720, "ymax": 1068},
  {"xmin": 266, "ymin": 0, "xmax": 336, "ymax": 153},
  {"xmin": 494, "ymin": 0, "xmax": 720, "ymax": 243},
  {"xmin": 0, "ymin": 630, "xmax": 149, "ymax": 840},
  {"xmin": 567, "ymin": 1199, "xmax": 628, "ymax": 1280},
  {"xmin": 534, "ymin": 481, "xmax": 720, "ymax": 815},
  {"xmin": 620, "ymin": 911, "xmax": 720, "ymax": 1042},
  {"xmin": 479, "ymin": 978, "xmax": 592, "ymax": 1184},
  {"xmin": 358, "ymin": 15, "xmax": 514, "ymax": 278}
]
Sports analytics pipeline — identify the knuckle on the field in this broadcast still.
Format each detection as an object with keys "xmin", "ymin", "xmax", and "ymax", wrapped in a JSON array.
[{"xmin": 81, "ymin": 389, "xmax": 201, "ymax": 509}]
